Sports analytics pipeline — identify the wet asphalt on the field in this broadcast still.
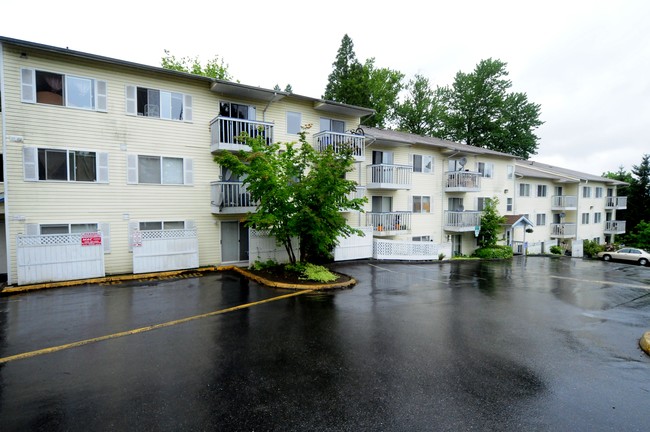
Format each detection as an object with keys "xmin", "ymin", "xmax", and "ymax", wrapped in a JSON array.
[{"xmin": 0, "ymin": 257, "xmax": 649, "ymax": 431}]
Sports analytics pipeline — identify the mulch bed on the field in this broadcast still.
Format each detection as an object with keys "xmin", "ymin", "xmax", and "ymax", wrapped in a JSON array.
[{"xmin": 247, "ymin": 266, "xmax": 352, "ymax": 286}]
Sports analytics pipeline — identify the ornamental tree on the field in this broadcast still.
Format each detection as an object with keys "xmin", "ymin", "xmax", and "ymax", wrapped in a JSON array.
[
  {"xmin": 478, "ymin": 197, "xmax": 506, "ymax": 248},
  {"xmin": 214, "ymin": 127, "xmax": 366, "ymax": 264}
]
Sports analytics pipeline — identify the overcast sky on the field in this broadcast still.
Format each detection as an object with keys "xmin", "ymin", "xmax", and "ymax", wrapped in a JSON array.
[{"xmin": 3, "ymin": 0, "xmax": 649, "ymax": 176}]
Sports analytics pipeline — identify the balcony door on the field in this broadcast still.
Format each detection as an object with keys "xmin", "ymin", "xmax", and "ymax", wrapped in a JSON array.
[
  {"xmin": 372, "ymin": 196, "xmax": 392, "ymax": 213},
  {"xmin": 219, "ymin": 102, "xmax": 256, "ymax": 144},
  {"xmin": 554, "ymin": 186, "xmax": 563, "ymax": 196},
  {"xmin": 372, "ymin": 150, "xmax": 394, "ymax": 183},
  {"xmin": 448, "ymin": 197, "xmax": 464, "ymax": 212}
]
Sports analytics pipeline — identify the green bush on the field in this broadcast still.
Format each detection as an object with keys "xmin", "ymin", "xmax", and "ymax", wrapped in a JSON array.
[
  {"xmin": 250, "ymin": 259, "xmax": 279, "ymax": 271},
  {"xmin": 549, "ymin": 245, "xmax": 563, "ymax": 255},
  {"xmin": 583, "ymin": 240, "xmax": 604, "ymax": 258},
  {"xmin": 472, "ymin": 245, "xmax": 513, "ymax": 259},
  {"xmin": 285, "ymin": 262, "xmax": 338, "ymax": 283}
]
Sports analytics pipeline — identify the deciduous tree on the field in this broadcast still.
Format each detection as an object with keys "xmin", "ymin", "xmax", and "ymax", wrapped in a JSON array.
[{"xmin": 161, "ymin": 50, "xmax": 232, "ymax": 80}]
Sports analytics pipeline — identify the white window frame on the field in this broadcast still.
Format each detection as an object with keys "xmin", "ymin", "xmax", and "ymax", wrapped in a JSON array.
[
  {"xmin": 287, "ymin": 111, "xmax": 301, "ymax": 134},
  {"xmin": 519, "ymin": 183, "xmax": 531, "ymax": 197},
  {"xmin": 536, "ymin": 214, "xmax": 546, "ymax": 226},
  {"xmin": 537, "ymin": 185, "xmax": 547, "ymax": 197},
  {"xmin": 23, "ymin": 146, "xmax": 109, "ymax": 183},
  {"xmin": 507, "ymin": 165, "xmax": 514, "ymax": 179},
  {"xmin": 412, "ymin": 195, "xmax": 431, "ymax": 213},
  {"xmin": 412, "ymin": 235, "xmax": 431, "ymax": 242},
  {"xmin": 125, "ymin": 85, "xmax": 192, "ymax": 122},
  {"xmin": 127, "ymin": 154, "xmax": 193, "ymax": 185},
  {"xmin": 594, "ymin": 212, "xmax": 602, "ymax": 223},
  {"xmin": 477, "ymin": 162, "xmax": 494, "ymax": 178},
  {"xmin": 36, "ymin": 222, "xmax": 111, "ymax": 253},
  {"xmin": 412, "ymin": 154, "xmax": 433, "ymax": 174},
  {"xmin": 595, "ymin": 187, "xmax": 603, "ymax": 198},
  {"xmin": 21, "ymin": 68, "xmax": 107, "ymax": 112},
  {"xmin": 506, "ymin": 197, "xmax": 513, "ymax": 212},
  {"xmin": 139, "ymin": 221, "xmax": 185, "ymax": 231},
  {"xmin": 320, "ymin": 117, "xmax": 345, "ymax": 133},
  {"xmin": 581, "ymin": 213, "xmax": 590, "ymax": 224},
  {"xmin": 582, "ymin": 186, "xmax": 591, "ymax": 198}
]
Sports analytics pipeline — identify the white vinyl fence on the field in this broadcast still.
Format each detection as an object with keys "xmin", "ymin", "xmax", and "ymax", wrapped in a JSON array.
[
  {"xmin": 373, "ymin": 239, "xmax": 452, "ymax": 261},
  {"xmin": 334, "ymin": 226, "xmax": 373, "ymax": 261},
  {"xmin": 132, "ymin": 228, "xmax": 199, "ymax": 274},
  {"xmin": 17, "ymin": 233, "xmax": 105, "ymax": 285},
  {"xmin": 249, "ymin": 229, "xmax": 299, "ymax": 265}
]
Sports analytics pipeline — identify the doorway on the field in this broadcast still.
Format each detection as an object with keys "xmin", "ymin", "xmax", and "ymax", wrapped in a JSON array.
[{"xmin": 221, "ymin": 221, "xmax": 249, "ymax": 263}]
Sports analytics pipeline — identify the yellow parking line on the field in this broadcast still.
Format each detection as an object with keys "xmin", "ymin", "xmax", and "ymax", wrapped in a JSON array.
[
  {"xmin": 550, "ymin": 276, "xmax": 650, "ymax": 290},
  {"xmin": 0, "ymin": 289, "xmax": 313, "ymax": 364}
]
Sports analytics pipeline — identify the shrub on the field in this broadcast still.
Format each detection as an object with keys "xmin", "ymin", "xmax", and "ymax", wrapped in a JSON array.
[
  {"xmin": 438, "ymin": 253, "xmax": 446, "ymax": 261},
  {"xmin": 583, "ymin": 239, "xmax": 604, "ymax": 258},
  {"xmin": 287, "ymin": 262, "xmax": 337, "ymax": 283},
  {"xmin": 472, "ymin": 245, "xmax": 513, "ymax": 259},
  {"xmin": 549, "ymin": 245, "xmax": 562, "ymax": 255},
  {"xmin": 250, "ymin": 259, "xmax": 279, "ymax": 271}
]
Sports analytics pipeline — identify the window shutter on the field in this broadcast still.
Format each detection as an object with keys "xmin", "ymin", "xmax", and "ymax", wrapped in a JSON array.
[
  {"xmin": 96, "ymin": 80, "xmax": 108, "ymax": 112},
  {"xmin": 408, "ymin": 153, "xmax": 413, "ymax": 169},
  {"xmin": 248, "ymin": 106, "xmax": 256, "ymax": 121},
  {"xmin": 25, "ymin": 224, "xmax": 39, "ymax": 236},
  {"xmin": 21, "ymin": 68, "xmax": 36, "ymax": 103},
  {"xmin": 183, "ymin": 158, "xmax": 194, "ymax": 185},
  {"xmin": 125, "ymin": 85, "xmax": 137, "ymax": 115},
  {"xmin": 183, "ymin": 94, "xmax": 193, "ymax": 122},
  {"xmin": 97, "ymin": 152, "xmax": 109, "ymax": 183},
  {"xmin": 99, "ymin": 222, "xmax": 111, "ymax": 253},
  {"xmin": 128, "ymin": 221, "xmax": 139, "ymax": 251},
  {"xmin": 23, "ymin": 146, "xmax": 38, "ymax": 181},
  {"xmin": 127, "ymin": 154, "xmax": 138, "ymax": 184},
  {"xmin": 408, "ymin": 195, "xmax": 413, "ymax": 212}
]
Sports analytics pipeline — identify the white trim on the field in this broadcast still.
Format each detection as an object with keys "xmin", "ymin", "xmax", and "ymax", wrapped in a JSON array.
[{"xmin": 1, "ymin": 42, "xmax": 13, "ymax": 284}]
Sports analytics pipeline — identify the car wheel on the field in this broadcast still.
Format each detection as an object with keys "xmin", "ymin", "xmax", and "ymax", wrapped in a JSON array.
[
  {"xmin": 602, "ymin": 254, "xmax": 612, "ymax": 261},
  {"xmin": 639, "ymin": 258, "xmax": 649, "ymax": 266}
]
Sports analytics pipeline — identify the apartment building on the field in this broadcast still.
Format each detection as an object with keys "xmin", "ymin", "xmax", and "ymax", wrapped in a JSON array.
[{"xmin": 0, "ymin": 36, "xmax": 627, "ymax": 286}]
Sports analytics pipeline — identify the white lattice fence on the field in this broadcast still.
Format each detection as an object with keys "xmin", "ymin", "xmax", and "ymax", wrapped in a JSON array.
[
  {"xmin": 132, "ymin": 229, "xmax": 198, "ymax": 274},
  {"xmin": 373, "ymin": 239, "xmax": 452, "ymax": 261},
  {"xmin": 334, "ymin": 226, "xmax": 373, "ymax": 261},
  {"xmin": 17, "ymin": 233, "xmax": 105, "ymax": 285},
  {"xmin": 249, "ymin": 229, "xmax": 299, "ymax": 264}
]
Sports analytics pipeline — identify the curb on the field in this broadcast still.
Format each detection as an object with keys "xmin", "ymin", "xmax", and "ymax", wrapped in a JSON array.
[
  {"xmin": 640, "ymin": 331, "xmax": 650, "ymax": 356},
  {"xmin": 226, "ymin": 266, "xmax": 357, "ymax": 290}
]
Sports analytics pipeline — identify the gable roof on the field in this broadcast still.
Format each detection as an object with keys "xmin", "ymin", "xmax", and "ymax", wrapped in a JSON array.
[
  {"xmin": 515, "ymin": 160, "xmax": 628, "ymax": 185},
  {"xmin": 502, "ymin": 215, "xmax": 534, "ymax": 228}
]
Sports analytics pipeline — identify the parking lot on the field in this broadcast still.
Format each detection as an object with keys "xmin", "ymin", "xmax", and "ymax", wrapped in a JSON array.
[{"xmin": 1, "ymin": 257, "xmax": 649, "ymax": 431}]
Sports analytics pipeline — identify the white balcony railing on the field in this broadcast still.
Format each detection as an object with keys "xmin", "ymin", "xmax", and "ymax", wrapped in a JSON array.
[
  {"xmin": 444, "ymin": 171, "xmax": 481, "ymax": 192},
  {"xmin": 314, "ymin": 131, "xmax": 365, "ymax": 161},
  {"xmin": 366, "ymin": 164, "xmax": 412, "ymax": 189},
  {"xmin": 550, "ymin": 223, "xmax": 577, "ymax": 238},
  {"xmin": 210, "ymin": 116, "xmax": 274, "ymax": 152},
  {"xmin": 211, "ymin": 181, "xmax": 258, "ymax": 213},
  {"xmin": 444, "ymin": 211, "xmax": 482, "ymax": 231},
  {"xmin": 605, "ymin": 196, "xmax": 627, "ymax": 209},
  {"xmin": 551, "ymin": 195, "xmax": 577, "ymax": 209},
  {"xmin": 604, "ymin": 220, "xmax": 626, "ymax": 234},
  {"xmin": 366, "ymin": 212, "xmax": 412, "ymax": 235}
]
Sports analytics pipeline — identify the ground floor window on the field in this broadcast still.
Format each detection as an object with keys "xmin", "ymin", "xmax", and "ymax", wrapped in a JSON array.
[
  {"xmin": 139, "ymin": 221, "xmax": 185, "ymax": 231},
  {"xmin": 40, "ymin": 223, "xmax": 98, "ymax": 235}
]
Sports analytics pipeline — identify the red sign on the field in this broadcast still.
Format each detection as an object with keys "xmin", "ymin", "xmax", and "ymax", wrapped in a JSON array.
[{"xmin": 81, "ymin": 232, "xmax": 102, "ymax": 246}]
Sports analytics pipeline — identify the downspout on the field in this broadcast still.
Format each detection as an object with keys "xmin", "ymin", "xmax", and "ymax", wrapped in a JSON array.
[
  {"xmin": 261, "ymin": 92, "xmax": 278, "ymax": 122},
  {"xmin": 0, "ymin": 42, "xmax": 12, "ymax": 285}
]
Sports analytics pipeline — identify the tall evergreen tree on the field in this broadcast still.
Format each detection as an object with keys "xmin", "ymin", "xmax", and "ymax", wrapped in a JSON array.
[
  {"xmin": 395, "ymin": 74, "xmax": 444, "ymax": 136},
  {"xmin": 627, "ymin": 154, "xmax": 650, "ymax": 230}
]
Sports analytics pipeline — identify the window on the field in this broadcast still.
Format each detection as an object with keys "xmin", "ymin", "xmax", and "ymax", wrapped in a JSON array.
[
  {"xmin": 371, "ymin": 196, "xmax": 392, "ymax": 213},
  {"xmin": 128, "ymin": 155, "xmax": 191, "ymax": 185},
  {"xmin": 581, "ymin": 213, "xmax": 590, "ymax": 224},
  {"xmin": 594, "ymin": 212, "xmax": 602, "ymax": 223},
  {"xmin": 126, "ymin": 85, "xmax": 192, "ymax": 121},
  {"xmin": 448, "ymin": 197, "xmax": 464, "ymax": 211},
  {"xmin": 412, "ymin": 155, "xmax": 433, "ymax": 173},
  {"xmin": 595, "ymin": 187, "xmax": 603, "ymax": 198},
  {"xmin": 139, "ymin": 221, "xmax": 185, "ymax": 231},
  {"xmin": 519, "ymin": 183, "xmax": 531, "ymax": 197},
  {"xmin": 477, "ymin": 197, "xmax": 490, "ymax": 211},
  {"xmin": 507, "ymin": 165, "xmax": 514, "ymax": 179},
  {"xmin": 412, "ymin": 196, "xmax": 431, "ymax": 213},
  {"xmin": 477, "ymin": 162, "xmax": 494, "ymax": 178},
  {"xmin": 582, "ymin": 186, "xmax": 591, "ymax": 198},
  {"xmin": 537, "ymin": 185, "xmax": 547, "ymax": 197},
  {"xmin": 507, "ymin": 197, "xmax": 513, "ymax": 212},
  {"xmin": 320, "ymin": 118, "xmax": 345, "ymax": 133},
  {"xmin": 287, "ymin": 111, "xmax": 301, "ymax": 134},
  {"xmin": 220, "ymin": 101, "xmax": 254, "ymax": 120},
  {"xmin": 41, "ymin": 223, "xmax": 98, "ymax": 235},
  {"xmin": 23, "ymin": 147, "xmax": 108, "ymax": 182},
  {"xmin": 21, "ymin": 69, "xmax": 107, "ymax": 111},
  {"xmin": 412, "ymin": 235, "xmax": 431, "ymax": 242},
  {"xmin": 536, "ymin": 214, "xmax": 546, "ymax": 226}
]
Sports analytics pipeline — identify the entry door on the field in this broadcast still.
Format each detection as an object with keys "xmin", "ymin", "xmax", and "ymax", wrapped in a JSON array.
[
  {"xmin": 372, "ymin": 150, "xmax": 393, "ymax": 183},
  {"xmin": 451, "ymin": 235, "xmax": 462, "ymax": 256},
  {"xmin": 222, "ymin": 221, "xmax": 249, "ymax": 262}
]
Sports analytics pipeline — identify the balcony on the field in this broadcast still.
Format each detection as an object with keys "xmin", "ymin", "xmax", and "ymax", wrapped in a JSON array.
[
  {"xmin": 551, "ymin": 195, "xmax": 577, "ymax": 210},
  {"xmin": 604, "ymin": 220, "xmax": 626, "ymax": 234},
  {"xmin": 550, "ymin": 223, "xmax": 577, "ymax": 238},
  {"xmin": 366, "ymin": 212, "xmax": 412, "ymax": 236},
  {"xmin": 444, "ymin": 171, "xmax": 481, "ymax": 192},
  {"xmin": 605, "ymin": 196, "xmax": 627, "ymax": 209},
  {"xmin": 210, "ymin": 116, "xmax": 274, "ymax": 153},
  {"xmin": 444, "ymin": 211, "xmax": 482, "ymax": 232},
  {"xmin": 366, "ymin": 164, "xmax": 412, "ymax": 190},
  {"xmin": 314, "ymin": 131, "xmax": 365, "ymax": 162},
  {"xmin": 211, "ymin": 181, "xmax": 258, "ymax": 214}
]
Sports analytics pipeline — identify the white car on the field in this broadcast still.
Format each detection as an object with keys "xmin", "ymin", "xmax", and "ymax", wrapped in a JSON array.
[{"xmin": 598, "ymin": 247, "xmax": 650, "ymax": 266}]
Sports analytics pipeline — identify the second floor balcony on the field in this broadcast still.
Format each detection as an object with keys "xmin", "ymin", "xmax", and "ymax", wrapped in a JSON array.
[
  {"xmin": 445, "ymin": 171, "xmax": 481, "ymax": 192},
  {"xmin": 314, "ymin": 131, "xmax": 365, "ymax": 162},
  {"xmin": 366, "ymin": 212, "xmax": 412, "ymax": 236},
  {"xmin": 605, "ymin": 196, "xmax": 627, "ymax": 209},
  {"xmin": 551, "ymin": 195, "xmax": 577, "ymax": 210},
  {"xmin": 550, "ymin": 223, "xmax": 577, "ymax": 238},
  {"xmin": 604, "ymin": 220, "xmax": 626, "ymax": 234},
  {"xmin": 444, "ymin": 211, "xmax": 482, "ymax": 232},
  {"xmin": 366, "ymin": 164, "xmax": 412, "ymax": 190},
  {"xmin": 210, "ymin": 116, "xmax": 274, "ymax": 153},
  {"xmin": 211, "ymin": 181, "xmax": 258, "ymax": 214}
]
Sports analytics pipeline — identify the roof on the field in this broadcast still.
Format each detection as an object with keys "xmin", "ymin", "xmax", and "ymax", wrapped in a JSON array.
[
  {"xmin": 515, "ymin": 160, "xmax": 628, "ymax": 185},
  {"xmin": 502, "ymin": 215, "xmax": 534, "ymax": 227},
  {"xmin": 359, "ymin": 127, "xmax": 519, "ymax": 160},
  {"xmin": 0, "ymin": 35, "xmax": 374, "ymax": 118}
]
